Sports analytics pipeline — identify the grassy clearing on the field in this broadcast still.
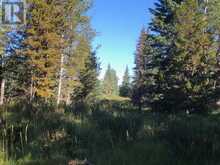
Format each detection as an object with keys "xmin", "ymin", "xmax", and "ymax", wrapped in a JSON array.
[{"xmin": 1, "ymin": 100, "xmax": 220, "ymax": 165}]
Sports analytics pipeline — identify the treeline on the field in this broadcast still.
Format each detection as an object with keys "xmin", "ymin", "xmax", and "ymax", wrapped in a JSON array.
[
  {"xmin": 0, "ymin": 0, "xmax": 98, "ymax": 106},
  {"xmin": 99, "ymin": 64, "xmax": 132, "ymax": 99},
  {"xmin": 133, "ymin": 0, "xmax": 220, "ymax": 113}
]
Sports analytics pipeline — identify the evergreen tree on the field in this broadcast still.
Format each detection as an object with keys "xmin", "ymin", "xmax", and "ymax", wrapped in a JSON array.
[
  {"xmin": 103, "ymin": 64, "xmax": 119, "ymax": 96},
  {"xmin": 71, "ymin": 49, "xmax": 100, "ymax": 102},
  {"xmin": 5, "ymin": 31, "xmax": 29, "ymax": 100},
  {"xmin": 147, "ymin": 0, "xmax": 183, "ymax": 111},
  {"xmin": 165, "ymin": 0, "xmax": 217, "ymax": 112},
  {"xmin": 134, "ymin": 28, "xmax": 148, "ymax": 80},
  {"xmin": 133, "ymin": 27, "xmax": 158, "ymax": 109},
  {"xmin": 57, "ymin": 0, "xmax": 95, "ymax": 105},
  {"xmin": 149, "ymin": 0, "xmax": 182, "ymax": 64},
  {"xmin": 132, "ymin": 28, "xmax": 148, "ymax": 108},
  {"xmin": 132, "ymin": 0, "xmax": 183, "ymax": 110},
  {"xmin": 133, "ymin": 0, "xmax": 219, "ymax": 113},
  {"xmin": 120, "ymin": 66, "xmax": 131, "ymax": 97},
  {"xmin": 21, "ymin": 0, "xmax": 66, "ymax": 99}
]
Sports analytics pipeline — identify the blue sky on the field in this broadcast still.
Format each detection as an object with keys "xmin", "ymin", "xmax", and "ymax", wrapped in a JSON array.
[{"xmin": 89, "ymin": 0, "xmax": 155, "ymax": 83}]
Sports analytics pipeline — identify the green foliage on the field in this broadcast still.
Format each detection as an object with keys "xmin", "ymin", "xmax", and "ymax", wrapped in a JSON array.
[
  {"xmin": 119, "ymin": 66, "xmax": 131, "ymax": 97},
  {"xmin": 2, "ymin": 100, "xmax": 220, "ymax": 164},
  {"xmin": 1, "ymin": 0, "xmax": 96, "ymax": 104},
  {"xmin": 71, "ymin": 50, "xmax": 100, "ymax": 103},
  {"xmin": 161, "ymin": 114, "xmax": 220, "ymax": 163},
  {"xmin": 132, "ymin": 29, "xmax": 157, "ymax": 109},
  {"xmin": 133, "ymin": 0, "xmax": 220, "ymax": 113},
  {"xmin": 102, "ymin": 64, "xmax": 119, "ymax": 96},
  {"xmin": 21, "ymin": 0, "xmax": 65, "ymax": 98},
  {"xmin": 166, "ymin": 0, "xmax": 217, "ymax": 112}
]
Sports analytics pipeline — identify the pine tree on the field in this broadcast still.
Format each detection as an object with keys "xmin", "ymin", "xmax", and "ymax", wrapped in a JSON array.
[
  {"xmin": 103, "ymin": 64, "xmax": 119, "ymax": 96},
  {"xmin": 134, "ymin": 28, "xmax": 148, "ymax": 81},
  {"xmin": 166, "ymin": 0, "xmax": 217, "ymax": 112},
  {"xmin": 71, "ymin": 49, "xmax": 100, "ymax": 102},
  {"xmin": 20, "ymin": 0, "xmax": 66, "ymax": 99},
  {"xmin": 132, "ymin": 1, "xmax": 183, "ymax": 110},
  {"xmin": 132, "ymin": 28, "xmax": 157, "ymax": 110},
  {"xmin": 56, "ymin": 0, "xmax": 94, "ymax": 105},
  {"xmin": 148, "ymin": 0, "xmax": 183, "ymax": 111},
  {"xmin": 146, "ymin": 0, "xmax": 218, "ymax": 112},
  {"xmin": 133, "ymin": 0, "xmax": 219, "ymax": 112},
  {"xmin": 149, "ymin": 0, "xmax": 182, "ymax": 64},
  {"xmin": 5, "ymin": 31, "xmax": 29, "ymax": 100},
  {"xmin": 132, "ymin": 28, "xmax": 148, "ymax": 109},
  {"xmin": 120, "ymin": 66, "xmax": 131, "ymax": 97},
  {"xmin": 1, "ymin": 0, "xmax": 96, "ymax": 104}
]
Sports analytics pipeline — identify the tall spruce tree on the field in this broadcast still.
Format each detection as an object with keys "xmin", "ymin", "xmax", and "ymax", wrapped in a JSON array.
[
  {"xmin": 132, "ymin": 28, "xmax": 148, "ymax": 109},
  {"xmin": 147, "ymin": 0, "xmax": 183, "ymax": 112},
  {"xmin": 132, "ymin": 0, "xmax": 183, "ymax": 110},
  {"xmin": 133, "ymin": 0, "xmax": 219, "ymax": 112},
  {"xmin": 165, "ymin": 0, "xmax": 217, "ymax": 112},
  {"xmin": 133, "ymin": 28, "xmax": 157, "ymax": 109},
  {"xmin": 71, "ymin": 49, "xmax": 100, "ymax": 103},
  {"xmin": 21, "ymin": 0, "xmax": 66, "ymax": 99},
  {"xmin": 149, "ymin": 0, "xmax": 182, "ymax": 64},
  {"xmin": 134, "ymin": 28, "xmax": 148, "ymax": 81}
]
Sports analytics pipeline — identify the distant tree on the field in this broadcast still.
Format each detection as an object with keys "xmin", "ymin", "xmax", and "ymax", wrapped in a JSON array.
[
  {"xmin": 71, "ymin": 50, "xmax": 100, "ymax": 103},
  {"xmin": 120, "ymin": 66, "xmax": 131, "ymax": 97},
  {"xmin": 102, "ymin": 64, "xmax": 119, "ymax": 96}
]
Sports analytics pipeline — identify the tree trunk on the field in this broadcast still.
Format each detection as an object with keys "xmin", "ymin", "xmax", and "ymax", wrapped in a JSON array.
[
  {"xmin": 57, "ymin": 53, "xmax": 64, "ymax": 106},
  {"xmin": 0, "ymin": 79, "xmax": 5, "ymax": 105},
  {"xmin": 66, "ymin": 92, "xmax": 71, "ymax": 105},
  {"xmin": 30, "ymin": 74, "xmax": 34, "ymax": 102}
]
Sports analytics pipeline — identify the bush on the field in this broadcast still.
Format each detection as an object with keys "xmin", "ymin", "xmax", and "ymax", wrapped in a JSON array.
[
  {"xmin": 162, "ymin": 115, "xmax": 220, "ymax": 162},
  {"xmin": 92, "ymin": 110, "xmax": 144, "ymax": 143}
]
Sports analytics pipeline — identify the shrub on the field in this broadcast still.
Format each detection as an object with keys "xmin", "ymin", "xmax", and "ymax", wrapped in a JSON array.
[{"xmin": 162, "ymin": 115, "xmax": 220, "ymax": 162}]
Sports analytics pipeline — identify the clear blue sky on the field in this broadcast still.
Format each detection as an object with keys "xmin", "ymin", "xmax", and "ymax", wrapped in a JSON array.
[{"xmin": 89, "ymin": 0, "xmax": 155, "ymax": 83}]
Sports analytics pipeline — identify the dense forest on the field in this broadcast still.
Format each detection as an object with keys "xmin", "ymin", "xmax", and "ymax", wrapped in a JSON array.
[{"xmin": 1, "ymin": 0, "xmax": 220, "ymax": 164}]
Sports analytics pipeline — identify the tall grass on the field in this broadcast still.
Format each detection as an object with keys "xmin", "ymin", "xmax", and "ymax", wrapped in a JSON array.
[{"xmin": 1, "ymin": 100, "xmax": 220, "ymax": 165}]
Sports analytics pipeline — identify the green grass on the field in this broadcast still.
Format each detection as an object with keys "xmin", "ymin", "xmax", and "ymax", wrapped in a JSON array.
[
  {"xmin": 99, "ymin": 94, "xmax": 131, "ymax": 101},
  {"xmin": 2, "ymin": 101, "xmax": 220, "ymax": 165}
]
